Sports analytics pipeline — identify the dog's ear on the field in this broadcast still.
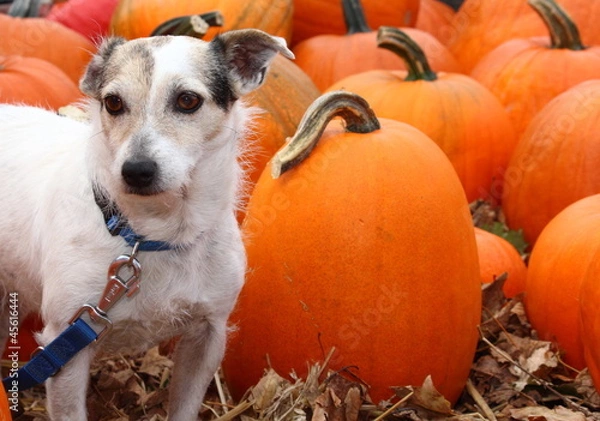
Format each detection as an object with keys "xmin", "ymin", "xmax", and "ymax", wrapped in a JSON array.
[
  {"xmin": 213, "ymin": 29, "xmax": 294, "ymax": 97},
  {"xmin": 80, "ymin": 37, "xmax": 126, "ymax": 98}
]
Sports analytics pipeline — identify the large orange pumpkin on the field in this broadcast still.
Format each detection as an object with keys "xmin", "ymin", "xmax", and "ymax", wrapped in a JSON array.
[
  {"xmin": 448, "ymin": 0, "xmax": 600, "ymax": 72},
  {"xmin": 291, "ymin": 0, "xmax": 419, "ymax": 47},
  {"xmin": 525, "ymin": 194, "xmax": 600, "ymax": 370},
  {"xmin": 474, "ymin": 227, "xmax": 527, "ymax": 298},
  {"xmin": 501, "ymin": 80, "xmax": 600, "ymax": 246},
  {"xmin": 327, "ymin": 27, "xmax": 517, "ymax": 205},
  {"xmin": 580, "ymin": 247, "xmax": 600, "ymax": 393},
  {"xmin": 0, "ymin": 14, "xmax": 95, "ymax": 84},
  {"xmin": 470, "ymin": 0, "xmax": 600, "ymax": 140},
  {"xmin": 293, "ymin": 0, "xmax": 461, "ymax": 92},
  {"xmin": 109, "ymin": 0, "xmax": 293, "ymax": 42},
  {"xmin": 222, "ymin": 91, "xmax": 481, "ymax": 404},
  {"xmin": 0, "ymin": 55, "xmax": 82, "ymax": 110}
]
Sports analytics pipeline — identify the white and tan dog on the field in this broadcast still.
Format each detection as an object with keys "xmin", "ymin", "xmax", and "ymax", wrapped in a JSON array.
[{"xmin": 0, "ymin": 30, "xmax": 292, "ymax": 420}]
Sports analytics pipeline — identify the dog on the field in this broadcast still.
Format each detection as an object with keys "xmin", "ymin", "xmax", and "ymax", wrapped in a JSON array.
[{"xmin": 0, "ymin": 29, "xmax": 293, "ymax": 420}]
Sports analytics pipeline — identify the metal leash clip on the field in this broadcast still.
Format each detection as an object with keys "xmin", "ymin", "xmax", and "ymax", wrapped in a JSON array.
[{"xmin": 68, "ymin": 242, "xmax": 143, "ymax": 342}]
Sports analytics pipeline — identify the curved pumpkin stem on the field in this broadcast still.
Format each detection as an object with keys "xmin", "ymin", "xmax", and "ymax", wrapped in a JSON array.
[
  {"xmin": 343, "ymin": 0, "xmax": 372, "ymax": 34},
  {"xmin": 528, "ymin": 0, "xmax": 585, "ymax": 50},
  {"xmin": 377, "ymin": 26, "xmax": 438, "ymax": 82},
  {"xmin": 150, "ymin": 11, "xmax": 224, "ymax": 38},
  {"xmin": 271, "ymin": 91, "xmax": 380, "ymax": 179}
]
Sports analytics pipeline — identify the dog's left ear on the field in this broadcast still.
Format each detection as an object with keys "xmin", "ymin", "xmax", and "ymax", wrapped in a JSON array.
[{"xmin": 214, "ymin": 29, "xmax": 294, "ymax": 97}]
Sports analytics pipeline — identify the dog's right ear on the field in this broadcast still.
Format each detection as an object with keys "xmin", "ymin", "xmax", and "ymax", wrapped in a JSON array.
[{"xmin": 80, "ymin": 37, "xmax": 126, "ymax": 98}]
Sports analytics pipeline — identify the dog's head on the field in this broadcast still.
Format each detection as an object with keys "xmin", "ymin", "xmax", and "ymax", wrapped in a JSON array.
[{"xmin": 81, "ymin": 30, "xmax": 293, "ymax": 199}]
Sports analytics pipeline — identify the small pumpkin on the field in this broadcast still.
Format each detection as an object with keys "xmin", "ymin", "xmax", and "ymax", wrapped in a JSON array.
[
  {"xmin": 0, "ymin": 379, "xmax": 11, "ymax": 421},
  {"xmin": 222, "ymin": 91, "xmax": 481, "ymax": 404},
  {"xmin": 0, "ymin": 14, "xmax": 95, "ymax": 84},
  {"xmin": 470, "ymin": 0, "xmax": 600, "ymax": 139},
  {"xmin": 525, "ymin": 194, "xmax": 600, "ymax": 370},
  {"xmin": 474, "ymin": 227, "xmax": 527, "ymax": 298},
  {"xmin": 0, "ymin": 55, "xmax": 82, "ymax": 110},
  {"xmin": 241, "ymin": 55, "xmax": 321, "ymax": 209},
  {"xmin": 293, "ymin": 0, "xmax": 461, "ymax": 92},
  {"xmin": 328, "ymin": 27, "xmax": 517, "ymax": 204},
  {"xmin": 46, "ymin": 0, "xmax": 119, "ymax": 42},
  {"xmin": 501, "ymin": 80, "xmax": 600, "ymax": 245},
  {"xmin": 291, "ymin": 0, "xmax": 419, "ymax": 46},
  {"xmin": 580, "ymin": 247, "xmax": 600, "ymax": 394},
  {"xmin": 109, "ymin": 0, "xmax": 293, "ymax": 42}
]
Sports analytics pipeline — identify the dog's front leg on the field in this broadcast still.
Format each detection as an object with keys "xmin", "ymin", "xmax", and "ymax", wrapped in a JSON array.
[
  {"xmin": 168, "ymin": 319, "xmax": 227, "ymax": 420},
  {"xmin": 41, "ymin": 323, "xmax": 96, "ymax": 421}
]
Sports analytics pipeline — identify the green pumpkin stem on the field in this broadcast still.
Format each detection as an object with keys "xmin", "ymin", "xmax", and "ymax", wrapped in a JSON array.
[
  {"xmin": 343, "ymin": 0, "xmax": 372, "ymax": 34},
  {"xmin": 377, "ymin": 26, "xmax": 438, "ymax": 82},
  {"xmin": 150, "ymin": 11, "xmax": 224, "ymax": 38},
  {"xmin": 271, "ymin": 91, "xmax": 380, "ymax": 179},
  {"xmin": 528, "ymin": 0, "xmax": 585, "ymax": 50}
]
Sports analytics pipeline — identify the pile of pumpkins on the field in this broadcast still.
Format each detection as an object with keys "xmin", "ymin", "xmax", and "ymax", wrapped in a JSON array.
[{"xmin": 1, "ymin": 0, "xmax": 600, "ymax": 408}]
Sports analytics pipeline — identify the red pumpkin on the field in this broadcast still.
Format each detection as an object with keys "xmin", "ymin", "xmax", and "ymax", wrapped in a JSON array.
[
  {"xmin": 502, "ymin": 80, "xmax": 600, "ymax": 245},
  {"xmin": 328, "ymin": 27, "xmax": 517, "ymax": 204},
  {"xmin": 292, "ymin": 0, "xmax": 419, "ymax": 46},
  {"xmin": 525, "ymin": 194, "xmax": 600, "ymax": 369},
  {"xmin": 47, "ymin": 0, "xmax": 119, "ymax": 42},
  {"xmin": 222, "ymin": 91, "xmax": 481, "ymax": 404},
  {"xmin": 474, "ymin": 227, "xmax": 527, "ymax": 298},
  {"xmin": 110, "ymin": 0, "xmax": 293, "ymax": 42},
  {"xmin": 0, "ymin": 14, "xmax": 95, "ymax": 84},
  {"xmin": 293, "ymin": 0, "xmax": 461, "ymax": 92},
  {"xmin": 470, "ymin": 0, "xmax": 600, "ymax": 140},
  {"xmin": 580, "ymin": 247, "xmax": 600, "ymax": 393},
  {"xmin": 0, "ymin": 55, "xmax": 82, "ymax": 110}
]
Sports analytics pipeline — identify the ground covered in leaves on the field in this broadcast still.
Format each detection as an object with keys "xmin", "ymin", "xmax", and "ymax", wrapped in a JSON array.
[{"xmin": 8, "ymin": 203, "xmax": 600, "ymax": 420}]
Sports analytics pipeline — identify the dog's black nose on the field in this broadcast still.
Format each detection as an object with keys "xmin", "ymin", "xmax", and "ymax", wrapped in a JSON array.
[{"xmin": 122, "ymin": 159, "xmax": 158, "ymax": 189}]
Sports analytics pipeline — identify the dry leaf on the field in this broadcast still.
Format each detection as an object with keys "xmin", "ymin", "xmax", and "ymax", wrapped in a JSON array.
[{"xmin": 510, "ymin": 405, "xmax": 587, "ymax": 421}]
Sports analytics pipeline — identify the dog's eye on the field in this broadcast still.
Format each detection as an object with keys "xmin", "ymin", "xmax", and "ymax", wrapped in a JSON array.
[
  {"xmin": 176, "ymin": 92, "xmax": 203, "ymax": 113},
  {"xmin": 104, "ymin": 95, "xmax": 124, "ymax": 115}
]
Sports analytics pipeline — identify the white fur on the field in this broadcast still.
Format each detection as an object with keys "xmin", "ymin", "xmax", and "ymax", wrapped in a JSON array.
[{"xmin": 0, "ymin": 31, "xmax": 291, "ymax": 420}]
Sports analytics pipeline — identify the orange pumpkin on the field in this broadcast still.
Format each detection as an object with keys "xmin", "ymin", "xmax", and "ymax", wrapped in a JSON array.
[
  {"xmin": 328, "ymin": 27, "xmax": 517, "ymax": 205},
  {"xmin": 580, "ymin": 247, "xmax": 600, "ymax": 393},
  {"xmin": 415, "ymin": 0, "xmax": 456, "ymax": 44},
  {"xmin": 0, "ymin": 14, "xmax": 95, "ymax": 84},
  {"xmin": 0, "ymin": 381, "xmax": 11, "ymax": 421},
  {"xmin": 292, "ymin": 0, "xmax": 419, "ymax": 46},
  {"xmin": 525, "ymin": 194, "xmax": 600, "ymax": 370},
  {"xmin": 474, "ymin": 227, "xmax": 527, "ymax": 298},
  {"xmin": 501, "ymin": 80, "xmax": 600, "ymax": 246},
  {"xmin": 109, "ymin": 0, "xmax": 293, "ymax": 42},
  {"xmin": 0, "ymin": 55, "xmax": 82, "ymax": 110},
  {"xmin": 293, "ymin": 0, "xmax": 461, "ymax": 92},
  {"xmin": 222, "ymin": 91, "xmax": 481, "ymax": 404},
  {"xmin": 241, "ymin": 55, "xmax": 320, "ymax": 211},
  {"xmin": 448, "ymin": 0, "xmax": 600, "ymax": 72},
  {"xmin": 470, "ymin": 0, "xmax": 600, "ymax": 140}
]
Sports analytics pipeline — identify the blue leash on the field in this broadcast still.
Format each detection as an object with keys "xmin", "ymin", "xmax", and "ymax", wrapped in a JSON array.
[{"xmin": 3, "ymin": 319, "xmax": 98, "ymax": 392}]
